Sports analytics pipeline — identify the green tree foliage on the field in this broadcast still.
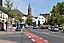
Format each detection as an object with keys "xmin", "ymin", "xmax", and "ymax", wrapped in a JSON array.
[
  {"xmin": 4, "ymin": 0, "xmax": 13, "ymax": 12},
  {"xmin": 26, "ymin": 15, "xmax": 33, "ymax": 25},
  {"xmin": 15, "ymin": 13, "xmax": 23, "ymax": 22},
  {"xmin": 48, "ymin": 2, "xmax": 64, "ymax": 25},
  {"xmin": 4, "ymin": 0, "xmax": 13, "ymax": 17},
  {"xmin": 4, "ymin": 0, "xmax": 23, "ymax": 22}
]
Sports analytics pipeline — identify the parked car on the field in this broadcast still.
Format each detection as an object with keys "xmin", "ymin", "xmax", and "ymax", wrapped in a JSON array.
[
  {"xmin": 49, "ymin": 26, "xmax": 59, "ymax": 31},
  {"xmin": 15, "ymin": 26, "xmax": 21, "ymax": 31},
  {"xmin": 33, "ymin": 25, "xmax": 39, "ymax": 29},
  {"xmin": 39, "ymin": 25, "xmax": 48, "ymax": 29},
  {"xmin": 48, "ymin": 26, "xmax": 52, "ymax": 30},
  {"xmin": 58, "ymin": 26, "xmax": 63, "ymax": 30},
  {"xmin": 15, "ymin": 25, "xmax": 21, "ymax": 31},
  {"xmin": 12, "ymin": 24, "xmax": 17, "ymax": 31},
  {"xmin": 25, "ymin": 25, "xmax": 29, "ymax": 28}
]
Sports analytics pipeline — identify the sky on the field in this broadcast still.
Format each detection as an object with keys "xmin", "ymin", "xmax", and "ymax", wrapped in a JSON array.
[{"xmin": 11, "ymin": 0, "xmax": 64, "ymax": 16}]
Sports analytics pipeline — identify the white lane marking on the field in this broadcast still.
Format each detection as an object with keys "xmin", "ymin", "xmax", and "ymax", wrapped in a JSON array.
[
  {"xmin": 24, "ymin": 32, "xmax": 26, "ymax": 34},
  {"xmin": 40, "ymin": 37, "xmax": 42, "ymax": 39},
  {"xmin": 31, "ymin": 39, "xmax": 35, "ymax": 41},
  {"xmin": 26, "ymin": 34, "xmax": 28, "ymax": 36},
  {"xmin": 33, "ymin": 35, "xmax": 36, "ymax": 36},
  {"xmin": 44, "ymin": 40, "xmax": 49, "ymax": 42},
  {"xmin": 28, "ymin": 36, "xmax": 31, "ymax": 38},
  {"xmin": 36, "ymin": 36, "xmax": 38, "ymax": 37}
]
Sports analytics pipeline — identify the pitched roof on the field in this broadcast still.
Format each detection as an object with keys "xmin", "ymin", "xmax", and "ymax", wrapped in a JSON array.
[
  {"xmin": 23, "ymin": 15, "xmax": 28, "ymax": 17},
  {"xmin": 0, "ymin": 6, "xmax": 8, "ymax": 14}
]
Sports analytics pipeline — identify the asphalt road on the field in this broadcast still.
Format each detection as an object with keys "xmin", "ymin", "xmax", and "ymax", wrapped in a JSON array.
[
  {"xmin": 27, "ymin": 29, "xmax": 64, "ymax": 43},
  {"xmin": 0, "ymin": 29, "xmax": 64, "ymax": 43},
  {"xmin": 0, "ymin": 32, "xmax": 21, "ymax": 43},
  {"xmin": 0, "ymin": 32, "xmax": 36, "ymax": 43}
]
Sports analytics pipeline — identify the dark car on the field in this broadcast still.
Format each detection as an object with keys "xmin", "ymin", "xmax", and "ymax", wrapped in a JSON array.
[
  {"xmin": 49, "ymin": 26, "xmax": 59, "ymax": 31},
  {"xmin": 15, "ymin": 26, "xmax": 21, "ymax": 31},
  {"xmin": 33, "ymin": 25, "xmax": 39, "ymax": 29},
  {"xmin": 15, "ymin": 24, "xmax": 21, "ymax": 31},
  {"xmin": 40, "ymin": 25, "xmax": 48, "ymax": 29}
]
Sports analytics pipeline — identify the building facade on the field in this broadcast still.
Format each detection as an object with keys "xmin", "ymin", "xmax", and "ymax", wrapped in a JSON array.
[
  {"xmin": 38, "ymin": 15, "xmax": 45, "ymax": 25},
  {"xmin": 0, "ymin": 11, "xmax": 8, "ymax": 30},
  {"xmin": 32, "ymin": 15, "xmax": 46, "ymax": 25},
  {"xmin": 0, "ymin": 0, "xmax": 2, "ymax": 6},
  {"xmin": 40, "ymin": 13, "xmax": 50, "ymax": 22}
]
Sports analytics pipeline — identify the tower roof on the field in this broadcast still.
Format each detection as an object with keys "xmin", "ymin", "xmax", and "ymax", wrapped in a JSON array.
[{"xmin": 28, "ymin": 4, "xmax": 31, "ymax": 9}]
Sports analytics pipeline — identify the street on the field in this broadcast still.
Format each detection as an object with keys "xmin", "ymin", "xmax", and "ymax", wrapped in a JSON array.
[
  {"xmin": 0, "ymin": 31, "xmax": 36, "ymax": 43},
  {"xmin": 0, "ymin": 29, "xmax": 64, "ymax": 43},
  {"xmin": 0, "ymin": 32, "xmax": 21, "ymax": 43},
  {"xmin": 26, "ymin": 29, "xmax": 64, "ymax": 43}
]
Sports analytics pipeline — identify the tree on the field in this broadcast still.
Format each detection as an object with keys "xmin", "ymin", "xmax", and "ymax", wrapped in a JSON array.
[
  {"xmin": 15, "ymin": 13, "xmax": 23, "ymax": 22},
  {"xmin": 4, "ymin": 0, "xmax": 13, "ymax": 12},
  {"xmin": 26, "ymin": 15, "xmax": 33, "ymax": 25},
  {"xmin": 4, "ymin": 0, "xmax": 13, "ymax": 17},
  {"xmin": 48, "ymin": 1, "xmax": 64, "ymax": 26}
]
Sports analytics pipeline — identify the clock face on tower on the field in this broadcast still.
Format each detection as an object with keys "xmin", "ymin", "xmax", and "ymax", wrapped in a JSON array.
[{"xmin": 0, "ymin": 0, "xmax": 2, "ymax": 6}]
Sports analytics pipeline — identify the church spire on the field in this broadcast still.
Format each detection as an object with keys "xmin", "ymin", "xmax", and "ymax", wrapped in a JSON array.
[
  {"xmin": 28, "ymin": 4, "xmax": 31, "ymax": 9},
  {"xmin": 28, "ymin": 3, "xmax": 32, "ymax": 16}
]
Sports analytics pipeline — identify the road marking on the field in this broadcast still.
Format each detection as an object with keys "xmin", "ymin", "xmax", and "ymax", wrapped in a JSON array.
[
  {"xmin": 31, "ymin": 39, "xmax": 35, "ymax": 41},
  {"xmin": 26, "ymin": 34, "xmax": 28, "ymax": 35},
  {"xmin": 24, "ymin": 31, "xmax": 49, "ymax": 43},
  {"xmin": 40, "ymin": 37, "xmax": 42, "ymax": 39},
  {"xmin": 44, "ymin": 40, "xmax": 49, "ymax": 42},
  {"xmin": 28, "ymin": 36, "xmax": 31, "ymax": 38},
  {"xmin": 36, "ymin": 36, "xmax": 38, "ymax": 37}
]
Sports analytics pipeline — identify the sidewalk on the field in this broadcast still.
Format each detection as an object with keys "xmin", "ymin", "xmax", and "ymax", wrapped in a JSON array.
[
  {"xmin": 0, "ymin": 39, "xmax": 18, "ymax": 43},
  {"xmin": 0, "ymin": 31, "xmax": 21, "ymax": 34},
  {"xmin": 0, "ymin": 31, "xmax": 21, "ymax": 43}
]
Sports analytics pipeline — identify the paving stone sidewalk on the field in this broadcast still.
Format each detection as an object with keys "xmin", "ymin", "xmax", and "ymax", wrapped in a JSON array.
[
  {"xmin": 0, "ymin": 39, "xmax": 18, "ymax": 43},
  {"xmin": 0, "ymin": 31, "xmax": 21, "ymax": 34},
  {"xmin": 0, "ymin": 31, "xmax": 21, "ymax": 43}
]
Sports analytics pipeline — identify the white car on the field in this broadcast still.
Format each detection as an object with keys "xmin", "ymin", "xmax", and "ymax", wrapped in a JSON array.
[
  {"xmin": 51, "ymin": 27, "xmax": 59, "ymax": 31},
  {"xmin": 48, "ymin": 27, "xmax": 51, "ymax": 30},
  {"xmin": 25, "ymin": 25, "xmax": 29, "ymax": 28},
  {"xmin": 12, "ymin": 24, "xmax": 17, "ymax": 31},
  {"xmin": 54, "ymin": 27, "xmax": 59, "ymax": 31}
]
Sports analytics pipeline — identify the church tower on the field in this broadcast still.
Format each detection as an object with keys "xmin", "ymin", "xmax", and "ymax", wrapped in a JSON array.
[{"xmin": 28, "ymin": 4, "xmax": 32, "ymax": 16}]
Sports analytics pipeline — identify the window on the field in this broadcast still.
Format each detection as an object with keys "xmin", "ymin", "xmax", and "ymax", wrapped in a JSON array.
[{"xmin": 3, "ymin": 15, "xmax": 4, "ymax": 19}]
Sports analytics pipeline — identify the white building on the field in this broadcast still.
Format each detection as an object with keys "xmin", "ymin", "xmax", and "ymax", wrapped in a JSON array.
[
  {"xmin": 0, "ymin": 11, "xmax": 8, "ymax": 30},
  {"xmin": 22, "ymin": 15, "xmax": 27, "ymax": 24},
  {"xmin": 32, "ymin": 15, "xmax": 45, "ymax": 25},
  {"xmin": 38, "ymin": 15, "xmax": 45, "ymax": 25},
  {"xmin": 21, "ymin": 14, "xmax": 46, "ymax": 25}
]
